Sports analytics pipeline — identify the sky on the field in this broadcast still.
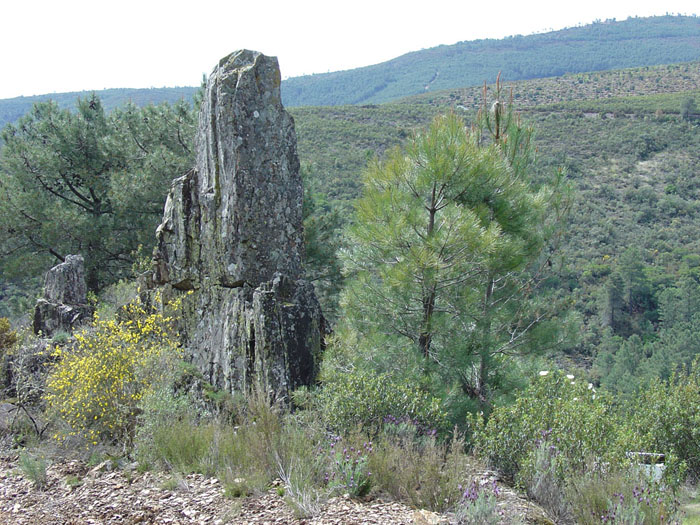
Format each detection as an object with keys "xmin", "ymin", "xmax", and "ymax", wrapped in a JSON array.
[{"xmin": 1, "ymin": 0, "xmax": 698, "ymax": 100}]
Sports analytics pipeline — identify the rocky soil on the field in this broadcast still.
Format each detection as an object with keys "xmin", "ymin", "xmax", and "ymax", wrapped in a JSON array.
[{"xmin": 0, "ymin": 454, "xmax": 553, "ymax": 524}]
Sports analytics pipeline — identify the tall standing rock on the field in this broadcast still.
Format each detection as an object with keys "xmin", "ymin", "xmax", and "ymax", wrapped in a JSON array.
[{"xmin": 152, "ymin": 50, "xmax": 324, "ymax": 400}]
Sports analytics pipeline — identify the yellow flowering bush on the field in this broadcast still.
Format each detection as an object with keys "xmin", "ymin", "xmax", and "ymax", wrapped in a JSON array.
[{"xmin": 44, "ymin": 293, "xmax": 184, "ymax": 444}]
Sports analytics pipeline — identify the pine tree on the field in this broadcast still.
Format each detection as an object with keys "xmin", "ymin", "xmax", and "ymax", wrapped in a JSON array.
[
  {"xmin": 338, "ymin": 82, "xmax": 569, "ymax": 410},
  {"xmin": 0, "ymin": 95, "xmax": 196, "ymax": 291}
]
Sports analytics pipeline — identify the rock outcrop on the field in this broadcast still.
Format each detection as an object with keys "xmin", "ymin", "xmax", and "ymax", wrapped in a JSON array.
[
  {"xmin": 152, "ymin": 50, "xmax": 324, "ymax": 400},
  {"xmin": 33, "ymin": 255, "xmax": 93, "ymax": 336}
]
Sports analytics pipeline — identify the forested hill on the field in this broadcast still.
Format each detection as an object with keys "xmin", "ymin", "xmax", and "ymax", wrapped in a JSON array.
[
  {"xmin": 282, "ymin": 15, "xmax": 700, "ymax": 106},
  {"xmin": 0, "ymin": 14, "xmax": 698, "ymax": 127}
]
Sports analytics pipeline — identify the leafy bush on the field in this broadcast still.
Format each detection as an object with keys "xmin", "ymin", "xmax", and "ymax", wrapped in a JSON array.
[
  {"xmin": 471, "ymin": 370, "xmax": 685, "ymax": 522},
  {"xmin": 624, "ymin": 359, "xmax": 700, "ymax": 482},
  {"xmin": 566, "ymin": 468, "xmax": 680, "ymax": 525},
  {"xmin": 44, "ymin": 293, "xmax": 182, "ymax": 445},
  {"xmin": 470, "ymin": 370, "xmax": 623, "ymax": 484},
  {"xmin": 317, "ymin": 369, "xmax": 447, "ymax": 434}
]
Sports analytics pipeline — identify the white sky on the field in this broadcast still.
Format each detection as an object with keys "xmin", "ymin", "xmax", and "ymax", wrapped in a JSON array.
[{"xmin": 1, "ymin": 0, "xmax": 698, "ymax": 99}]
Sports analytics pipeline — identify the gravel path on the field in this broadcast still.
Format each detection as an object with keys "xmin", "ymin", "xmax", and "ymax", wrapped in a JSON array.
[{"xmin": 0, "ymin": 455, "xmax": 552, "ymax": 524}]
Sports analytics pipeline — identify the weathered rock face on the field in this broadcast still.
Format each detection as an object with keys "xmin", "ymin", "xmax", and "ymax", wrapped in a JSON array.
[
  {"xmin": 153, "ymin": 50, "xmax": 324, "ymax": 400},
  {"xmin": 33, "ymin": 255, "xmax": 93, "ymax": 336}
]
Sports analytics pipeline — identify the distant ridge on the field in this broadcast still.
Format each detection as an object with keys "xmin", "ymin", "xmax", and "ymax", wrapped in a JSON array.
[
  {"xmin": 282, "ymin": 15, "xmax": 700, "ymax": 106},
  {"xmin": 0, "ymin": 87, "xmax": 198, "ymax": 132},
  {"xmin": 0, "ymin": 15, "xmax": 698, "ymax": 128}
]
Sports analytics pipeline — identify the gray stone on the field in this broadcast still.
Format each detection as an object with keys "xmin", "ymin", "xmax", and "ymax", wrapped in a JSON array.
[
  {"xmin": 152, "ymin": 50, "xmax": 324, "ymax": 401},
  {"xmin": 33, "ymin": 255, "xmax": 93, "ymax": 337}
]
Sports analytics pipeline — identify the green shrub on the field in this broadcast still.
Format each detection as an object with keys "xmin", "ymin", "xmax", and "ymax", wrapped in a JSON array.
[
  {"xmin": 317, "ymin": 369, "xmax": 447, "ymax": 434},
  {"xmin": 96, "ymin": 279, "xmax": 139, "ymax": 320},
  {"xmin": 51, "ymin": 331, "xmax": 70, "ymax": 345},
  {"xmin": 135, "ymin": 386, "xmax": 327, "ymax": 498},
  {"xmin": 471, "ymin": 370, "xmax": 684, "ymax": 522},
  {"xmin": 470, "ymin": 370, "xmax": 623, "ymax": 484},
  {"xmin": 44, "ymin": 293, "xmax": 183, "ymax": 445},
  {"xmin": 624, "ymin": 359, "xmax": 700, "ymax": 482},
  {"xmin": 367, "ymin": 431, "xmax": 473, "ymax": 512},
  {"xmin": 18, "ymin": 451, "xmax": 48, "ymax": 490},
  {"xmin": 566, "ymin": 468, "xmax": 680, "ymax": 525}
]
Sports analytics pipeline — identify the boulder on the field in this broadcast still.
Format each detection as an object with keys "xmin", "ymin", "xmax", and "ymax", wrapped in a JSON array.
[
  {"xmin": 152, "ymin": 50, "xmax": 325, "ymax": 400},
  {"xmin": 33, "ymin": 255, "xmax": 93, "ymax": 337}
]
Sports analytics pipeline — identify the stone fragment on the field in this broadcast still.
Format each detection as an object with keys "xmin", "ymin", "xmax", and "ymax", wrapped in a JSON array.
[{"xmin": 33, "ymin": 255, "xmax": 93, "ymax": 336}]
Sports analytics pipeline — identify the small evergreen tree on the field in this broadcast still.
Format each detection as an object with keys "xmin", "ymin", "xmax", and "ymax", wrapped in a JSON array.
[{"xmin": 336, "ymin": 81, "xmax": 569, "ymax": 413}]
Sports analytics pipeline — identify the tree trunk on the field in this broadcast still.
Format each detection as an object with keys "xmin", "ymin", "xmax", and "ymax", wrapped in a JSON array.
[
  {"xmin": 419, "ymin": 192, "xmax": 437, "ymax": 359},
  {"xmin": 419, "ymin": 286, "xmax": 436, "ymax": 359}
]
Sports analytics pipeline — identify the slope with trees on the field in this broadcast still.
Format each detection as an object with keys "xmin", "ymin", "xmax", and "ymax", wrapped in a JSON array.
[{"xmin": 282, "ymin": 15, "xmax": 700, "ymax": 106}]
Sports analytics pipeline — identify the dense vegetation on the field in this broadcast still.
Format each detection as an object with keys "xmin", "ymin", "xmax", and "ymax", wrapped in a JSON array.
[
  {"xmin": 0, "ymin": 95, "xmax": 196, "ymax": 293},
  {"xmin": 290, "ymin": 72, "xmax": 700, "ymax": 394}
]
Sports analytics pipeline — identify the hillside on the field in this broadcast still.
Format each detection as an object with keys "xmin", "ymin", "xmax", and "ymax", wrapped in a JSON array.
[
  {"xmin": 289, "ymin": 64, "xmax": 700, "ymax": 367},
  {"xmin": 292, "ymin": 61, "xmax": 700, "ymax": 204},
  {"xmin": 283, "ymin": 15, "xmax": 700, "ymax": 106},
  {"xmin": 0, "ymin": 15, "xmax": 698, "ymax": 131}
]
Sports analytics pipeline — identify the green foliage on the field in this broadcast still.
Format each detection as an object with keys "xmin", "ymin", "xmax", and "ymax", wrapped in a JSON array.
[
  {"xmin": 339, "ymin": 96, "xmax": 567, "ymax": 412},
  {"xmin": 18, "ymin": 451, "xmax": 48, "ymax": 490},
  {"xmin": 471, "ymin": 370, "xmax": 685, "ymax": 521},
  {"xmin": 132, "ymin": 380, "xmax": 202, "ymax": 471},
  {"xmin": 368, "ymin": 431, "xmax": 473, "ymax": 512},
  {"xmin": 624, "ymin": 360, "xmax": 700, "ymax": 482},
  {"xmin": 135, "ymin": 387, "xmax": 327, "ymax": 497},
  {"xmin": 470, "ymin": 370, "xmax": 622, "ymax": 484},
  {"xmin": 301, "ymin": 166, "xmax": 344, "ymax": 320},
  {"xmin": 566, "ymin": 468, "xmax": 680, "ymax": 525},
  {"xmin": 0, "ymin": 94, "xmax": 195, "ymax": 291},
  {"xmin": 44, "ymin": 293, "xmax": 183, "ymax": 445},
  {"xmin": 681, "ymin": 96, "xmax": 696, "ymax": 120},
  {"xmin": 0, "ymin": 317, "xmax": 18, "ymax": 355},
  {"xmin": 317, "ymin": 367, "xmax": 446, "ymax": 434}
]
